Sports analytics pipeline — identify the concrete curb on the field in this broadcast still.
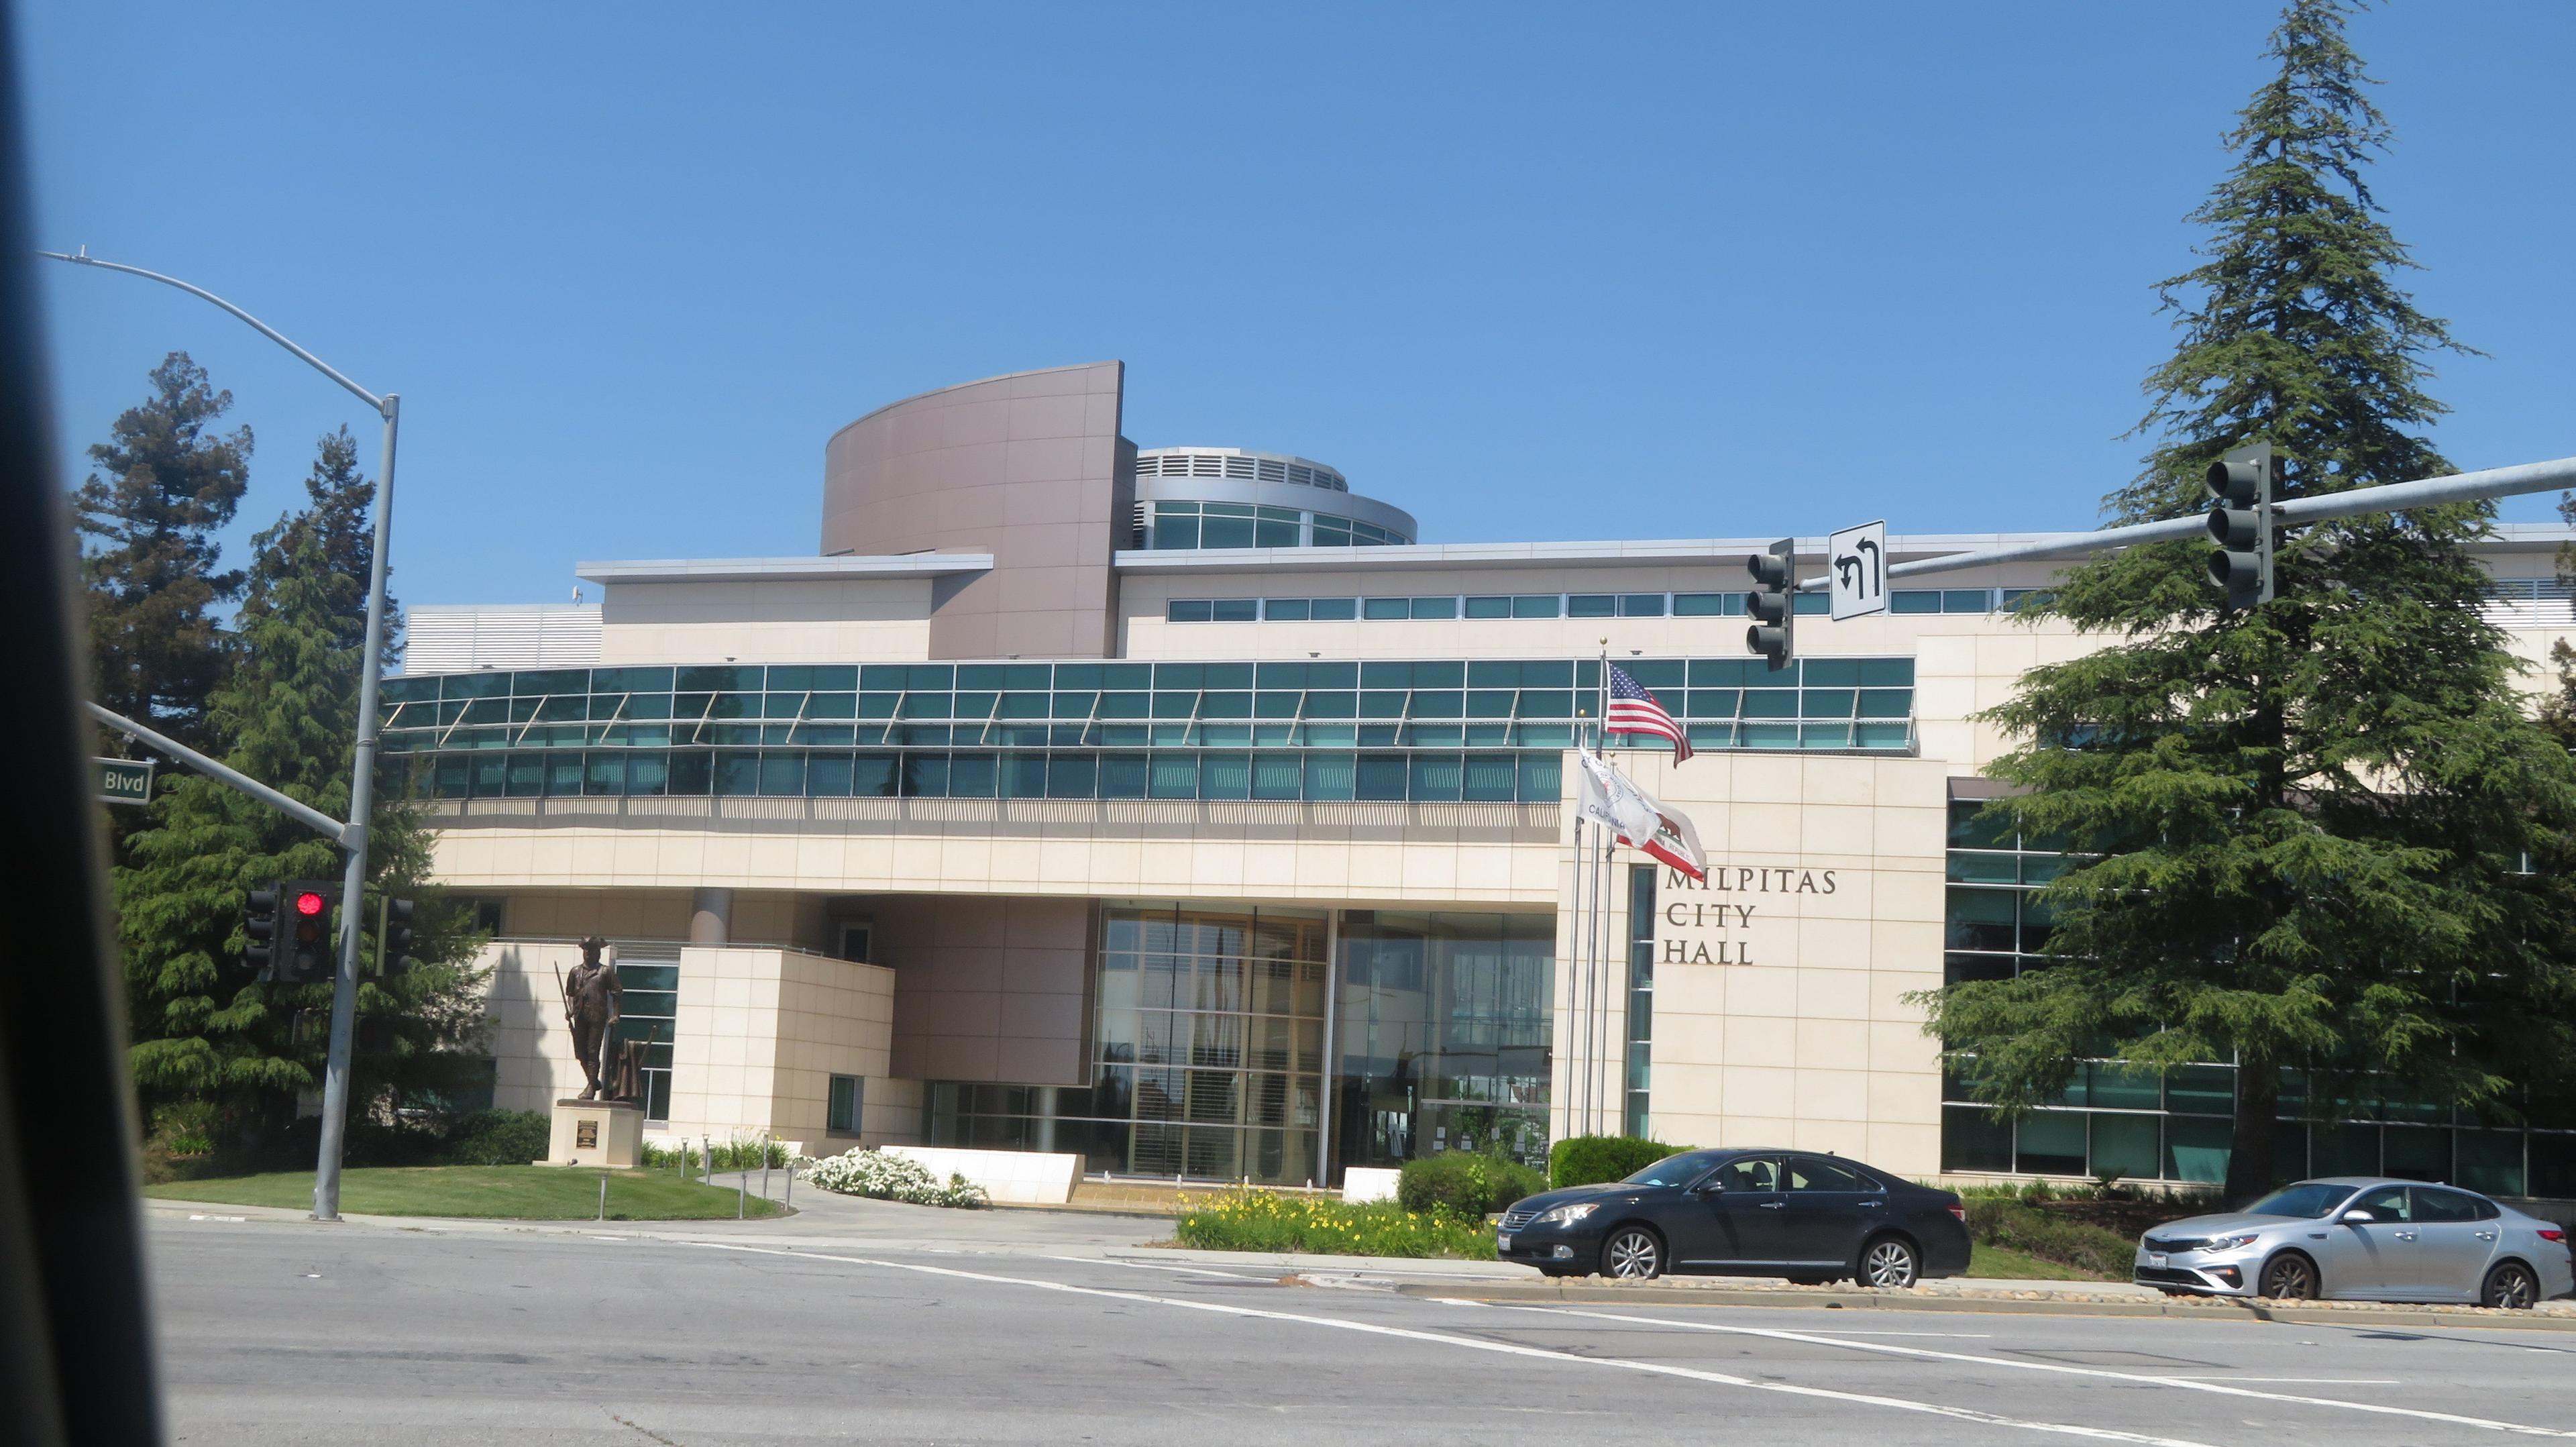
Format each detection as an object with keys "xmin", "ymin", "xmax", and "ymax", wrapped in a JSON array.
[
  {"xmin": 1396, "ymin": 1280, "xmax": 2576, "ymax": 1331},
  {"xmin": 1112, "ymin": 1248, "xmax": 1531, "ymax": 1280}
]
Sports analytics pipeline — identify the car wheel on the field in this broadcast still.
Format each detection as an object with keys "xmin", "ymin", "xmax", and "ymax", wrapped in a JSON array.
[
  {"xmin": 1859, "ymin": 1235, "xmax": 1919, "ymax": 1289},
  {"xmin": 1601, "ymin": 1226, "xmax": 1664, "ymax": 1280},
  {"xmin": 2481, "ymin": 1261, "xmax": 2540, "ymax": 1310},
  {"xmin": 2258, "ymin": 1252, "xmax": 2318, "ymax": 1301}
]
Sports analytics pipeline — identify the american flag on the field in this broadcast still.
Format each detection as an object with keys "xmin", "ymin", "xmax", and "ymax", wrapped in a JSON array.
[{"xmin": 1605, "ymin": 663, "xmax": 1692, "ymax": 763}]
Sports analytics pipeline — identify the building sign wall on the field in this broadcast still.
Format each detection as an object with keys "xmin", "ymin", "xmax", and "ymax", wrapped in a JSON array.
[{"xmin": 1656, "ymin": 865, "xmax": 1842, "ymax": 965}]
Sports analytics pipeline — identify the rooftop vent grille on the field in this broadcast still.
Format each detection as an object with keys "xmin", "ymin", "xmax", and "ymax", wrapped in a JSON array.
[{"xmin": 1132, "ymin": 449, "xmax": 1348, "ymax": 492}]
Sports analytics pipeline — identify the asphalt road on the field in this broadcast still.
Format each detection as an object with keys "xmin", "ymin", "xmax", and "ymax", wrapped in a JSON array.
[{"xmin": 148, "ymin": 1216, "xmax": 2576, "ymax": 1446}]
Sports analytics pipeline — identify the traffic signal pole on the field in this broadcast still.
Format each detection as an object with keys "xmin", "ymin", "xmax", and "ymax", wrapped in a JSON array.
[
  {"xmin": 313, "ymin": 394, "xmax": 398, "ymax": 1223},
  {"xmin": 45, "ymin": 250, "xmax": 400, "ymax": 1224},
  {"xmin": 1791, "ymin": 453, "xmax": 2576, "ymax": 592},
  {"xmin": 78, "ymin": 702, "xmax": 354, "ymax": 847}
]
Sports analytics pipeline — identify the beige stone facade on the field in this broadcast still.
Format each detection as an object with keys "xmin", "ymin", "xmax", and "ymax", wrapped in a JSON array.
[{"xmin": 408, "ymin": 362, "xmax": 2576, "ymax": 1188}]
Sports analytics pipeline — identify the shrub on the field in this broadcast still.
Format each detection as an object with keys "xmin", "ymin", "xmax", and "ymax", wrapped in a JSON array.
[
  {"xmin": 440, "ymin": 1110, "xmax": 551, "ymax": 1167},
  {"xmin": 1964, "ymin": 1197, "xmax": 2137, "ymax": 1279},
  {"xmin": 1548, "ymin": 1134, "xmax": 1679, "ymax": 1190},
  {"xmin": 642, "ymin": 1136, "xmax": 788, "ymax": 1173},
  {"xmin": 1174, "ymin": 1187, "xmax": 1495, "ymax": 1259},
  {"xmin": 1399, "ymin": 1153, "xmax": 1547, "ymax": 1216},
  {"xmin": 641, "ymin": 1139, "xmax": 699, "ymax": 1172},
  {"xmin": 149, "ymin": 1100, "xmax": 221, "ymax": 1157},
  {"xmin": 707, "ymin": 1134, "xmax": 790, "ymax": 1171},
  {"xmin": 799, "ymin": 1148, "xmax": 988, "ymax": 1208}
]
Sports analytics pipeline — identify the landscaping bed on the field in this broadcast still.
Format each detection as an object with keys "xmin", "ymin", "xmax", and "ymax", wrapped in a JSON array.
[
  {"xmin": 1173, "ymin": 1187, "xmax": 1495, "ymax": 1258},
  {"xmin": 1961, "ymin": 1195, "xmax": 2143, "ymax": 1279},
  {"xmin": 145, "ymin": 1165, "xmax": 784, "ymax": 1220}
]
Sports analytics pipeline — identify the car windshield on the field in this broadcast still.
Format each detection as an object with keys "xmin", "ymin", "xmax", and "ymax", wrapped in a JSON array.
[
  {"xmin": 1623, "ymin": 1151, "xmax": 1725, "ymax": 1187},
  {"xmin": 2243, "ymin": 1182, "xmax": 2357, "ymax": 1219}
]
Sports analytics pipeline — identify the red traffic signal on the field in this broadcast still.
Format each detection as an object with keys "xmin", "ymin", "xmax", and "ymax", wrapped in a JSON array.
[{"xmin": 274, "ymin": 879, "xmax": 340, "ymax": 981}]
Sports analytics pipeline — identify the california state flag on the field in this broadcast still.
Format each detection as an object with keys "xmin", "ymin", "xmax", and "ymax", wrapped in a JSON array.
[{"xmin": 1574, "ymin": 751, "xmax": 1708, "ymax": 881}]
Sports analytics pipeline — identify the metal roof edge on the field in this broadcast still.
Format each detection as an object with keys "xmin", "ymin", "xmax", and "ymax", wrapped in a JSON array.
[{"xmin": 574, "ymin": 554, "xmax": 995, "ymax": 584}]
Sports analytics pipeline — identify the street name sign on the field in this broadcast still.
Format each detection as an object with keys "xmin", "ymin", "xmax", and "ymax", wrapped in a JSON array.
[
  {"xmin": 96, "ymin": 756, "xmax": 154, "ymax": 806},
  {"xmin": 1828, "ymin": 520, "xmax": 1888, "ymax": 621}
]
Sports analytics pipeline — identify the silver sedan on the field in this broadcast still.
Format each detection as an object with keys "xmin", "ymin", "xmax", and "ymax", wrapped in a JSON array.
[{"xmin": 2134, "ymin": 1177, "xmax": 2574, "ymax": 1307}]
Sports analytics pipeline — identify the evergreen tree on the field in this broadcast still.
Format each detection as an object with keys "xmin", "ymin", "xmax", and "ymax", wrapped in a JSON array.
[
  {"xmin": 1917, "ymin": 0, "xmax": 2576, "ymax": 1201},
  {"xmin": 72, "ymin": 352, "xmax": 254, "ymax": 753},
  {"xmin": 120, "ymin": 428, "xmax": 482, "ymax": 1145}
]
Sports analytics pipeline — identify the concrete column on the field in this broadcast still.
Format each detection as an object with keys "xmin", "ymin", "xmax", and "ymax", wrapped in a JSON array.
[{"xmin": 689, "ymin": 888, "xmax": 733, "ymax": 945}]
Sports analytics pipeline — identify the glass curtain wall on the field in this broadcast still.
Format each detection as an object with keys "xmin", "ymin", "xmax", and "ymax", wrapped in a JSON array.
[
  {"xmin": 1939, "ymin": 799, "xmax": 2576, "ymax": 1194},
  {"xmin": 376, "ymin": 655, "xmax": 1923, "ymax": 808},
  {"xmin": 1625, "ymin": 866, "xmax": 1655, "ymax": 1138},
  {"xmin": 1093, "ymin": 905, "xmax": 1328, "ymax": 1183},
  {"xmin": 1336, "ymin": 912, "xmax": 1554, "ymax": 1173},
  {"xmin": 926, "ymin": 907, "xmax": 1329, "ymax": 1182},
  {"xmin": 610, "ymin": 944, "xmax": 679, "ymax": 1123}
]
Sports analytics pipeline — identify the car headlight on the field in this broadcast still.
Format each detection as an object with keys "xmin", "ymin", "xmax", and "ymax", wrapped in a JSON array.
[
  {"xmin": 2205, "ymin": 1234, "xmax": 2261, "ymax": 1252},
  {"xmin": 1535, "ymin": 1203, "xmax": 1600, "ymax": 1226}
]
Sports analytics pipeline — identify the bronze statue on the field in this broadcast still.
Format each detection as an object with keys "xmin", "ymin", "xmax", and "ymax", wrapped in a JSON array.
[{"xmin": 564, "ymin": 936, "xmax": 623, "ymax": 1101}]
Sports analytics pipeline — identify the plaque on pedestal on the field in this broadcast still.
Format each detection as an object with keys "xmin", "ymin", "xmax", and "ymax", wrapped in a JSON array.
[{"xmin": 541, "ymin": 1097, "xmax": 643, "ymax": 1168}]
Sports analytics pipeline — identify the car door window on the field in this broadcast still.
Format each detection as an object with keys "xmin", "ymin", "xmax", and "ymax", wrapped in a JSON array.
[
  {"xmin": 2349, "ymin": 1186, "xmax": 2409, "ymax": 1222},
  {"xmin": 2411, "ymin": 1187, "xmax": 2482, "ymax": 1224},
  {"xmin": 1711, "ymin": 1157, "xmax": 1779, "ymax": 1193},
  {"xmin": 1786, "ymin": 1157, "xmax": 1870, "ymax": 1192}
]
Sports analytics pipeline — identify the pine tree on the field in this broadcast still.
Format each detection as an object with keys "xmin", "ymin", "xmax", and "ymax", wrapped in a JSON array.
[
  {"xmin": 72, "ymin": 352, "xmax": 254, "ymax": 753},
  {"xmin": 1917, "ymin": 0, "xmax": 2576, "ymax": 1201},
  {"xmin": 121, "ymin": 428, "xmax": 482, "ymax": 1145}
]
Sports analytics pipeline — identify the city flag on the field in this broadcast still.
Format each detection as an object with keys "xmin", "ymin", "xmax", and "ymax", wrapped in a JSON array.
[
  {"xmin": 1606, "ymin": 663, "xmax": 1692, "ymax": 763},
  {"xmin": 1576, "ymin": 751, "xmax": 1708, "ymax": 881}
]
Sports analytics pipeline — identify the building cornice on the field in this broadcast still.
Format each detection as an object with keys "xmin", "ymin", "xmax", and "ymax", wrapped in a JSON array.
[{"xmin": 574, "ymin": 554, "xmax": 994, "ymax": 584}]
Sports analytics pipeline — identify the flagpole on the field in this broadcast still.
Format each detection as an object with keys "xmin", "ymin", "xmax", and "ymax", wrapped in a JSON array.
[
  {"xmin": 1566, "ymin": 807, "xmax": 1588, "ymax": 1140},
  {"xmin": 1593, "ymin": 641, "xmax": 1611, "ymax": 1136},
  {"xmin": 1593, "ymin": 826, "xmax": 1610, "ymax": 1134}
]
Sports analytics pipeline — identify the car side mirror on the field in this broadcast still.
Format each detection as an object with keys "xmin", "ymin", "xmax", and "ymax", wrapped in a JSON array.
[
  {"xmin": 2340, "ymin": 1210, "xmax": 2375, "ymax": 1225},
  {"xmin": 1688, "ymin": 1181, "xmax": 1724, "ymax": 1197}
]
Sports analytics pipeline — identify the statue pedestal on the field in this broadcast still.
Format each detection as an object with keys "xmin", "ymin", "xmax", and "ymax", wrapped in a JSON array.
[{"xmin": 539, "ymin": 1097, "xmax": 644, "ymax": 1168}]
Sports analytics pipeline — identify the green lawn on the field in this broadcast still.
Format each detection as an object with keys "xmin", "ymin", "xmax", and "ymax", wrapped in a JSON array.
[
  {"xmin": 1965, "ymin": 1242, "xmax": 2102, "ymax": 1281},
  {"xmin": 146, "ymin": 1165, "xmax": 784, "ymax": 1220}
]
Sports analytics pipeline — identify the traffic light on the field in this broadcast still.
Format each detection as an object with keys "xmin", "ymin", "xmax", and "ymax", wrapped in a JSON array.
[
  {"xmin": 2204, "ymin": 443, "xmax": 2275, "ymax": 608},
  {"xmin": 382, "ymin": 898, "xmax": 418, "ymax": 976},
  {"xmin": 244, "ymin": 884, "xmax": 282, "ymax": 981},
  {"xmin": 1745, "ymin": 538, "xmax": 1796, "ymax": 671},
  {"xmin": 280, "ymin": 879, "xmax": 339, "ymax": 983}
]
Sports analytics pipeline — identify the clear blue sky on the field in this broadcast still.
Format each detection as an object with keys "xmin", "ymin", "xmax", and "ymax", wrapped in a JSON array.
[{"xmin": 22, "ymin": 2, "xmax": 2575, "ymax": 606}]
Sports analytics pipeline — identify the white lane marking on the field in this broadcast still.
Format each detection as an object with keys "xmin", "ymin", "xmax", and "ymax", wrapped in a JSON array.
[
  {"xmin": 2154, "ymin": 1377, "xmax": 2400, "ymax": 1385},
  {"xmin": 682, "ymin": 1242, "xmax": 2215, "ymax": 1447},
  {"xmin": 186, "ymin": 1214, "xmax": 249, "ymax": 1223},
  {"xmin": 1038, "ymin": 1254, "xmax": 1267, "ymax": 1281},
  {"xmin": 1509, "ymin": 1306, "xmax": 2576, "ymax": 1439},
  {"xmin": 1801, "ymin": 1330, "xmax": 1995, "ymax": 1338}
]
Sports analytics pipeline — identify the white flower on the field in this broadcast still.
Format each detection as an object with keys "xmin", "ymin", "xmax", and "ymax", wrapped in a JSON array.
[{"xmin": 796, "ymin": 1148, "xmax": 989, "ymax": 1208}]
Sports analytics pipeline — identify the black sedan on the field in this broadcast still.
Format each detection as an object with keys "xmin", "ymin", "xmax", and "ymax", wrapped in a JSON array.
[{"xmin": 1495, "ymin": 1148, "xmax": 1972, "ymax": 1287}]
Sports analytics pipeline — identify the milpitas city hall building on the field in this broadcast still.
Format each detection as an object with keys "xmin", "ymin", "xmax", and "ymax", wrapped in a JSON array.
[{"xmin": 392, "ymin": 361, "xmax": 2576, "ymax": 1199}]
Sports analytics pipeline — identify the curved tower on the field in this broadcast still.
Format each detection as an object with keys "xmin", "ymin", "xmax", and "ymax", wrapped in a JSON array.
[{"xmin": 822, "ymin": 361, "xmax": 1132, "ymax": 659}]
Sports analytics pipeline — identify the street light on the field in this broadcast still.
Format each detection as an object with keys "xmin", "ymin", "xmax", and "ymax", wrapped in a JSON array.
[{"xmin": 42, "ymin": 246, "xmax": 400, "ymax": 1223}]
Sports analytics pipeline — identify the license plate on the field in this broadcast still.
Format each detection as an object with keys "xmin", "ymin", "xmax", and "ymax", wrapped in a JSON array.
[
  {"xmin": 2147, "ymin": 1252, "xmax": 2167, "ymax": 1269},
  {"xmin": 1497, "ymin": 1234, "xmax": 1513, "ymax": 1252}
]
